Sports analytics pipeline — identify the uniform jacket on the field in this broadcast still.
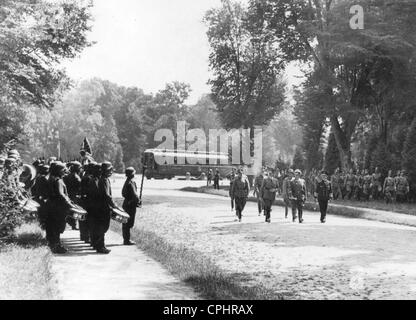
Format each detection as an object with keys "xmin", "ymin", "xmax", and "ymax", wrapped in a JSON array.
[
  {"xmin": 46, "ymin": 176, "xmax": 72, "ymax": 232},
  {"xmin": 231, "ymin": 177, "xmax": 249, "ymax": 199},
  {"xmin": 254, "ymin": 175, "xmax": 264, "ymax": 195},
  {"xmin": 315, "ymin": 180, "xmax": 333, "ymax": 201},
  {"xmin": 32, "ymin": 174, "xmax": 49, "ymax": 203},
  {"xmin": 290, "ymin": 178, "xmax": 306, "ymax": 201},
  {"xmin": 98, "ymin": 177, "xmax": 116, "ymax": 212},
  {"xmin": 122, "ymin": 178, "xmax": 139, "ymax": 210},
  {"xmin": 261, "ymin": 177, "xmax": 278, "ymax": 201},
  {"xmin": 64, "ymin": 172, "xmax": 81, "ymax": 200}
]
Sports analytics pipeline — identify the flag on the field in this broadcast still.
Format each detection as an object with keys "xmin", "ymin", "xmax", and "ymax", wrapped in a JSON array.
[{"xmin": 80, "ymin": 137, "xmax": 92, "ymax": 155}]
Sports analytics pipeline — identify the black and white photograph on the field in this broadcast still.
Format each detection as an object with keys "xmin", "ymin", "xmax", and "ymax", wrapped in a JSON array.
[{"xmin": 1, "ymin": 0, "xmax": 416, "ymax": 306}]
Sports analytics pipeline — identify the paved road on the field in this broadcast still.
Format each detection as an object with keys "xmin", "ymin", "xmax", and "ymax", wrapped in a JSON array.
[
  {"xmin": 52, "ymin": 176, "xmax": 416, "ymax": 299},
  {"xmin": 52, "ymin": 230, "xmax": 199, "ymax": 300},
  {"xmin": 117, "ymin": 176, "xmax": 416, "ymax": 300}
]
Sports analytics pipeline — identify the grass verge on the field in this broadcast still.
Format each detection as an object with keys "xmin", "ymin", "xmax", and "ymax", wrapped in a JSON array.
[
  {"xmin": 0, "ymin": 224, "xmax": 58, "ymax": 300},
  {"xmin": 111, "ymin": 220, "xmax": 282, "ymax": 300}
]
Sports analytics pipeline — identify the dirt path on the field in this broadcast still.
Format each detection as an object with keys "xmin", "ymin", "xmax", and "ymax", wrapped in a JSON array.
[{"xmin": 51, "ymin": 229, "xmax": 200, "ymax": 300}]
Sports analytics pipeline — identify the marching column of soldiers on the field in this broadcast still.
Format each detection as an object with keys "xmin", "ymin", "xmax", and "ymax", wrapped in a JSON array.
[{"xmin": 1, "ymin": 149, "xmax": 140, "ymax": 255}]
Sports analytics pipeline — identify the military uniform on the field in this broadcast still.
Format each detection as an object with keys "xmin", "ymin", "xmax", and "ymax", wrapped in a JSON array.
[
  {"xmin": 254, "ymin": 174, "xmax": 264, "ymax": 215},
  {"xmin": 231, "ymin": 175, "xmax": 249, "ymax": 221},
  {"xmin": 396, "ymin": 176, "xmax": 409, "ymax": 203},
  {"xmin": 122, "ymin": 173, "xmax": 139, "ymax": 244},
  {"xmin": 260, "ymin": 176, "xmax": 278, "ymax": 223},
  {"xmin": 290, "ymin": 177, "xmax": 306, "ymax": 223},
  {"xmin": 91, "ymin": 173, "xmax": 115, "ymax": 253},
  {"xmin": 383, "ymin": 176, "xmax": 396, "ymax": 204},
  {"xmin": 362, "ymin": 173, "xmax": 372, "ymax": 201},
  {"xmin": 314, "ymin": 179, "xmax": 332, "ymax": 223},
  {"xmin": 371, "ymin": 171, "xmax": 383, "ymax": 200},
  {"xmin": 344, "ymin": 172, "xmax": 356, "ymax": 200},
  {"xmin": 64, "ymin": 171, "xmax": 81, "ymax": 230},
  {"xmin": 45, "ymin": 169, "xmax": 72, "ymax": 253},
  {"xmin": 32, "ymin": 168, "xmax": 50, "ymax": 230},
  {"xmin": 331, "ymin": 173, "xmax": 342, "ymax": 200}
]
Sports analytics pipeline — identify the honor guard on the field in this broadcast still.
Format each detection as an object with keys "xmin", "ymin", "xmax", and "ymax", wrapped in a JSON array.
[
  {"xmin": 383, "ymin": 170, "xmax": 396, "ymax": 204},
  {"xmin": 122, "ymin": 167, "xmax": 139, "ymax": 245},
  {"xmin": 79, "ymin": 163, "xmax": 94, "ymax": 243},
  {"xmin": 64, "ymin": 162, "xmax": 82, "ymax": 230},
  {"xmin": 253, "ymin": 170, "xmax": 265, "ymax": 216},
  {"xmin": 230, "ymin": 169, "xmax": 250, "ymax": 222},
  {"xmin": 282, "ymin": 169, "xmax": 294, "ymax": 218},
  {"xmin": 260, "ymin": 170, "xmax": 278, "ymax": 223},
  {"xmin": 396, "ymin": 171, "xmax": 409, "ymax": 203},
  {"xmin": 371, "ymin": 167, "xmax": 383, "ymax": 200},
  {"xmin": 45, "ymin": 162, "xmax": 72, "ymax": 254},
  {"xmin": 94, "ymin": 162, "xmax": 116, "ymax": 254},
  {"xmin": 330, "ymin": 169, "xmax": 341, "ymax": 200},
  {"xmin": 32, "ymin": 165, "xmax": 50, "ymax": 229},
  {"xmin": 314, "ymin": 171, "xmax": 333, "ymax": 223},
  {"xmin": 87, "ymin": 163, "xmax": 101, "ymax": 248},
  {"xmin": 290, "ymin": 169, "xmax": 307, "ymax": 223},
  {"xmin": 344, "ymin": 169, "xmax": 356, "ymax": 200},
  {"xmin": 362, "ymin": 170, "xmax": 372, "ymax": 201}
]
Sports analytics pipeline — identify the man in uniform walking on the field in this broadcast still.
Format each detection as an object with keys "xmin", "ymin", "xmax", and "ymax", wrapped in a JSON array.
[
  {"xmin": 261, "ymin": 169, "xmax": 278, "ymax": 223},
  {"xmin": 282, "ymin": 169, "xmax": 294, "ymax": 219},
  {"xmin": 213, "ymin": 168, "xmax": 220, "ymax": 190},
  {"xmin": 314, "ymin": 170, "xmax": 333, "ymax": 223},
  {"xmin": 362, "ymin": 169, "xmax": 372, "ymax": 201},
  {"xmin": 122, "ymin": 167, "xmax": 139, "ymax": 245},
  {"xmin": 253, "ymin": 170, "xmax": 265, "ymax": 216},
  {"xmin": 231, "ymin": 169, "xmax": 250, "ymax": 222},
  {"xmin": 290, "ymin": 169, "xmax": 307, "ymax": 223}
]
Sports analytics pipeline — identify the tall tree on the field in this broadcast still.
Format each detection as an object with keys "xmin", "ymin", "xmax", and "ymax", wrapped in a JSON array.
[
  {"xmin": 205, "ymin": 0, "xmax": 286, "ymax": 129},
  {"xmin": 0, "ymin": 0, "xmax": 92, "ymax": 108}
]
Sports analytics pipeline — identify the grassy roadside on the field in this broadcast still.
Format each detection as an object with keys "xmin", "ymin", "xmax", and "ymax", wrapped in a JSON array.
[
  {"xmin": 111, "ymin": 207, "xmax": 283, "ymax": 300},
  {"xmin": 0, "ymin": 224, "xmax": 59, "ymax": 300}
]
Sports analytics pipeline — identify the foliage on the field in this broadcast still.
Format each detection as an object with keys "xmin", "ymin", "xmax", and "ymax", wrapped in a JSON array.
[
  {"xmin": 325, "ymin": 132, "xmax": 341, "ymax": 175},
  {"xmin": 0, "ymin": 0, "xmax": 93, "ymax": 108},
  {"xmin": 205, "ymin": 0, "xmax": 286, "ymax": 129},
  {"xmin": 402, "ymin": 118, "xmax": 416, "ymax": 183}
]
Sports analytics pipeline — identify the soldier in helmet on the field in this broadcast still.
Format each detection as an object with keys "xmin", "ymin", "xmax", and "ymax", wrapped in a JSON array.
[
  {"xmin": 122, "ymin": 167, "xmax": 139, "ymax": 245},
  {"xmin": 32, "ymin": 165, "xmax": 50, "ymax": 230},
  {"xmin": 344, "ymin": 169, "xmax": 356, "ymax": 200},
  {"xmin": 260, "ymin": 169, "xmax": 278, "ymax": 223},
  {"xmin": 230, "ymin": 169, "xmax": 250, "ymax": 222},
  {"xmin": 330, "ymin": 169, "xmax": 341, "ymax": 200},
  {"xmin": 314, "ymin": 170, "xmax": 333, "ymax": 223},
  {"xmin": 282, "ymin": 169, "xmax": 294, "ymax": 219},
  {"xmin": 45, "ymin": 162, "xmax": 72, "ymax": 254},
  {"xmin": 64, "ymin": 162, "xmax": 82, "ymax": 231},
  {"xmin": 396, "ymin": 171, "xmax": 410, "ymax": 203},
  {"xmin": 253, "ymin": 169, "xmax": 265, "ymax": 216},
  {"xmin": 290, "ymin": 169, "xmax": 307, "ymax": 223},
  {"xmin": 79, "ymin": 163, "xmax": 94, "ymax": 243},
  {"xmin": 371, "ymin": 167, "xmax": 383, "ymax": 200},
  {"xmin": 383, "ymin": 170, "xmax": 396, "ymax": 204},
  {"xmin": 86, "ymin": 163, "xmax": 101, "ymax": 247},
  {"xmin": 92, "ymin": 162, "xmax": 116, "ymax": 254}
]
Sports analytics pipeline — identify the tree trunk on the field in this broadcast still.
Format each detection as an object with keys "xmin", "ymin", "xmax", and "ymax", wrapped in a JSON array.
[{"xmin": 330, "ymin": 116, "xmax": 352, "ymax": 171}]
